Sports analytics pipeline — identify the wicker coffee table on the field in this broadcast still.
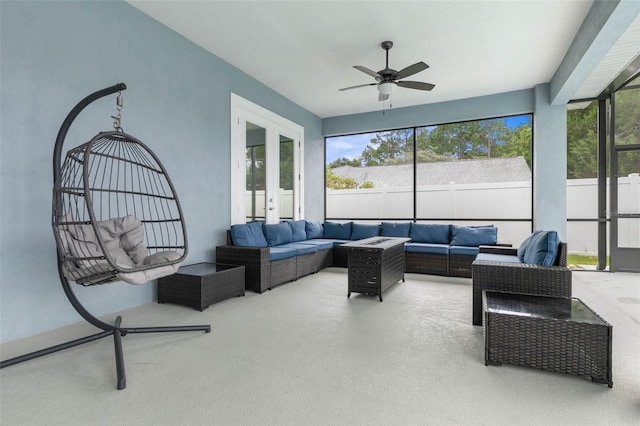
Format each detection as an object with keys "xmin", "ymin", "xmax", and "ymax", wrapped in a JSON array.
[
  {"xmin": 482, "ymin": 291, "xmax": 612, "ymax": 387},
  {"xmin": 158, "ymin": 263, "xmax": 245, "ymax": 311},
  {"xmin": 342, "ymin": 237, "xmax": 410, "ymax": 302}
]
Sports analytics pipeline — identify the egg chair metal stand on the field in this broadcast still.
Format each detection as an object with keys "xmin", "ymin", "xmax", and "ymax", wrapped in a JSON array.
[{"xmin": 0, "ymin": 83, "xmax": 210, "ymax": 390}]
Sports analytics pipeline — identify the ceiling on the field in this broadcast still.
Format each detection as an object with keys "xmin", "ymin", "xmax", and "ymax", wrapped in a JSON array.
[{"xmin": 127, "ymin": 0, "xmax": 639, "ymax": 118}]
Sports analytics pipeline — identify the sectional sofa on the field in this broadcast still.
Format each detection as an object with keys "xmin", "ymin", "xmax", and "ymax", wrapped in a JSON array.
[{"xmin": 215, "ymin": 220, "xmax": 504, "ymax": 293}]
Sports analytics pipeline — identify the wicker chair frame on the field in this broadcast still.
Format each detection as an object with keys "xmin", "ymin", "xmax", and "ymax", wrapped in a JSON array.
[
  {"xmin": 471, "ymin": 242, "xmax": 572, "ymax": 326},
  {"xmin": 0, "ymin": 83, "xmax": 210, "ymax": 390}
]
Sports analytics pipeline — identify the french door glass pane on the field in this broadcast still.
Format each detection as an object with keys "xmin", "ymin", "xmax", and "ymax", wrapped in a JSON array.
[
  {"xmin": 280, "ymin": 135, "xmax": 294, "ymax": 220},
  {"xmin": 246, "ymin": 122, "xmax": 266, "ymax": 222}
]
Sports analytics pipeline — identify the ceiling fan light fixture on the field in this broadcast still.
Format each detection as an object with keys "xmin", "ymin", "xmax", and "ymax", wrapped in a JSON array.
[{"xmin": 378, "ymin": 82, "xmax": 396, "ymax": 95}]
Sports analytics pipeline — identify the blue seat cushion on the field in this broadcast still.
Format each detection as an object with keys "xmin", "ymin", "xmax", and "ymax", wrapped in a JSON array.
[
  {"xmin": 380, "ymin": 222, "xmax": 411, "ymax": 238},
  {"xmin": 449, "ymin": 245, "xmax": 480, "ymax": 256},
  {"xmin": 288, "ymin": 220, "xmax": 307, "ymax": 242},
  {"xmin": 230, "ymin": 222, "xmax": 268, "ymax": 247},
  {"xmin": 323, "ymin": 221, "xmax": 352, "ymax": 239},
  {"xmin": 475, "ymin": 253, "xmax": 522, "ymax": 263},
  {"xmin": 450, "ymin": 225, "xmax": 497, "ymax": 247},
  {"xmin": 264, "ymin": 222, "xmax": 293, "ymax": 246},
  {"xmin": 269, "ymin": 246, "xmax": 298, "ymax": 261},
  {"xmin": 305, "ymin": 221, "xmax": 324, "ymax": 239},
  {"xmin": 350, "ymin": 223, "xmax": 380, "ymax": 240},
  {"xmin": 410, "ymin": 223, "xmax": 450, "ymax": 244},
  {"xmin": 285, "ymin": 242, "xmax": 318, "ymax": 256},
  {"xmin": 296, "ymin": 239, "xmax": 334, "ymax": 250},
  {"xmin": 322, "ymin": 239, "xmax": 350, "ymax": 248},
  {"xmin": 405, "ymin": 243, "xmax": 450, "ymax": 255},
  {"xmin": 518, "ymin": 230, "xmax": 559, "ymax": 266}
]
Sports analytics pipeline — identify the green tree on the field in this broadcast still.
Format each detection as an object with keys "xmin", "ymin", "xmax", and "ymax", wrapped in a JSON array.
[
  {"xmin": 415, "ymin": 119, "xmax": 511, "ymax": 161},
  {"xmin": 328, "ymin": 156, "xmax": 362, "ymax": 168},
  {"xmin": 361, "ymin": 129, "xmax": 414, "ymax": 166},
  {"xmin": 566, "ymin": 102, "xmax": 598, "ymax": 179},
  {"xmin": 326, "ymin": 166, "xmax": 358, "ymax": 189},
  {"xmin": 495, "ymin": 125, "xmax": 532, "ymax": 169}
]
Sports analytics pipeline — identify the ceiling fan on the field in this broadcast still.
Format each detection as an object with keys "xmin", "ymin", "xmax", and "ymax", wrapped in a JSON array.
[{"xmin": 339, "ymin": 41, "xmax": 435, "ymax": 101}]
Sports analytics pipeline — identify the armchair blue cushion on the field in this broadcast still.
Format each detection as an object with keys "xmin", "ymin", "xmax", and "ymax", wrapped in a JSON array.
[
  {"xmin": 323, "ymin": 221, "xmax": 352, "ymax": 239},
  {"xmin": 380, "ymin": 222, "xmax": 411, "ymax": 237},
  {"xmin": 264, "ymin": 222, "xmax": 293, "ymax": 246},
  {"xmin": 518, "ymin": 230, "xmax": 559, "ymax": 266},
  {"xmin": 450, "ymin": 225, "xmax": 497, "ymax": 247},
  {"xmin": 230, "ymin": 222, "xmax": 268, "ymax": 247},
  {"xmin": 350, "ymin": 223, "xmax": 380, "ymax": 240},
  {"xmin": 305, "ymin": 221, "xmax": 324, "ymax": 239},
  {"xmin": 410, "ymin": 223, "xmax": 450, "ymax": 244},
  {"xmin": 288, "ymin": 220, "xmax": 307, "ymax": 242}
]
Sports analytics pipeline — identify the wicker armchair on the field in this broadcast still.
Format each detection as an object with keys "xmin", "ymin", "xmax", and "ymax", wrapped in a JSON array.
[{"xmin": 471, "ymin": 242, "xmax": 571, "ymax": 326}]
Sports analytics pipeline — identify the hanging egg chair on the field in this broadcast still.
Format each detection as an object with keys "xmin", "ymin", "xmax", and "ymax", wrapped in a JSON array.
[
  {"xmin": 0, "ymin": 83, "xmax": 210, "ymax": 390},
  {"xmin": 53, "ymin": 130, "xmax": 187, "ymax": 286}
]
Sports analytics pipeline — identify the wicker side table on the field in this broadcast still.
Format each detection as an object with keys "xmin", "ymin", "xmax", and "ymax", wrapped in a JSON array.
[
  {"xmin": 483, "ymin": 291, "xmax": 612, "ymax": 387},
  {"xmin": 158, "ymin": 263, "xmax": 245, "ymax": 311}
]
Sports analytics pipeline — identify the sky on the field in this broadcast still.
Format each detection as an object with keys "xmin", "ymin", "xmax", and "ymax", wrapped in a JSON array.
[{"xmin": 326, "ymin": 114, "xmax": 532, "ymax": 164}]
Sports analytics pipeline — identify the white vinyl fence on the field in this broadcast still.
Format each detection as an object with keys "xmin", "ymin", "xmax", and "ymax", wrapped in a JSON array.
[
  {"xmin": 246, "ymin": 174, "xmax": 639, "ymax": 253},
  {"xmin": 324, "ymin": 174, "xmax": 640, "ymax": 253}
]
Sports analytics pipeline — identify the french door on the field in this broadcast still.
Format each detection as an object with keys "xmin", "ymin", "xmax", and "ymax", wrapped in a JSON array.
[{"xmin": 231, "ymin": 94, "xmax": 304, "ymax": 225}]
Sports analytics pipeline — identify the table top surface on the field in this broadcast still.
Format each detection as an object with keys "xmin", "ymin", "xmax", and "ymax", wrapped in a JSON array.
[
  {"xmin": 176, "ymin": 262, "xmax": 242, "ymax": 277},
  {"xmin": 341, "ymin": 236, "xmax": 411, "ymax": 250},
  {"xmin": 484, "ymin": 291, "xmax": 609, "ymax": 326}
]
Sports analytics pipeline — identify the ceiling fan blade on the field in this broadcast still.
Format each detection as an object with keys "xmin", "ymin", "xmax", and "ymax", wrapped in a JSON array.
[
  {"xmin": 339, "ymin": 83, "xmax": 377, "ymax": 91},
  {"xmin": 354, "ymin": 65, "xmax": 382, "ymax": 79},
  {"xmin": 393, "ymin": 62, "xmax": 429, "ymax": 80},
  {"xmin": 378, "ymin": 92, "xmax": 389, "ymax": 102},
  {"xmin": 396, "ymin": 80, "xmax": 435, "ymax": 91}
]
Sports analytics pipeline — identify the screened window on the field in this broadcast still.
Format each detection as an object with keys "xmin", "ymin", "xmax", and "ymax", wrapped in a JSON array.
[{"xmin": 325, "ymin": 115, "xmax": 533, "ymax": 243}]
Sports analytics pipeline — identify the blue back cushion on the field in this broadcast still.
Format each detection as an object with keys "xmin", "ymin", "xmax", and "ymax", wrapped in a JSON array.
[
  {"xmin": 323, "ymin": 221, "xmax": 352, "ymax": 239},
  {"xmin": 288, "ymin": 220, "xmax": 307, "ymax": 242},
  {"xmin": 410, "ymin": 223, "xmax": 450, "ymax": 244},
  {"xmin": 450, "ymin": 225, "xmax": 497, "ymax": 247},
  {"xmin": 305, "ymin": 221, "xmax": 324, "ymax": 239},
  {"xmin": 350, "ymin": 223, "xmax": 380, "ymax": 240},
  {"xmin": 519, "ymin": 230, "xmax": 559, "ymax": 266},
  {"xmin": 263, "ymin": 222, "xmax": 293, "ymax": 246},
  {"xmin": 380, "ymin": 222, "xmax": 411, "ymax": 237},
  {"xmin": 230, "ymin": 222, "xmax": 268, "ymax": 247}
]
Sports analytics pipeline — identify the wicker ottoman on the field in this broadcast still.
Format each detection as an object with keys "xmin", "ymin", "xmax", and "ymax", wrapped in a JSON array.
[
  {"xmin": 158, "ymin": 263, "xmax": 245, "ymax": 311},
  {"xmin": 483, "ymin": 291, "xmax": 612, "ymax": 387}
]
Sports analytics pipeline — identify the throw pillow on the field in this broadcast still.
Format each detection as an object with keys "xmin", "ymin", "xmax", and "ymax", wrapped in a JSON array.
[
  {"xmin": 450, "ymin": 225, "xmax": 497, "ymax": 247},
  {"xmin": 305, "ymin": 221, "xmax": 324, "ymax": 239},
  {"xmin": 350, "ymin": 223, "xmax": 380, "ymax": 240},
  {"xmin": 288, "ymin": 220, "xmax": 307, "ymax": 242},
  {"xmin": 230, "ymin": 222, "xmax": 268, "ymax": 247},
  {"xmin": 410, "ymin": 223, "xmax": 450, "ymax": 244},
  {"xmin": 380, "ymin": 222, "xmax": 411, "ymax": 237},
  {"xmin": 263, "ymin": 222, "xmax": 293, "ymax": 246},
  {"xmin": 323, "ymin": 221, "xmax": 352, "ymax": 239},
  {"xmin": 522, "ymin": 230, "xmax": 559, "ymax": 266}
]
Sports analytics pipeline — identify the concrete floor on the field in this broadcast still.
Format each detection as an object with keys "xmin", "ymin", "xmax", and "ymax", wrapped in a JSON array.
[{"xmin": 1, "ymin": 269, "xmax": 638, "ymax": 425}]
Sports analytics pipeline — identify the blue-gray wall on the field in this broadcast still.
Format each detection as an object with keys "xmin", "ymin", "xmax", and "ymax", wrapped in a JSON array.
[{"xmin": 0, "ymin": 0, "xmax": 322, "ymax": 343}]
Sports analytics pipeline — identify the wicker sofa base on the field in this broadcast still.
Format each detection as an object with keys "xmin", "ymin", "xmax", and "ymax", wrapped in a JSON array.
[
  {"xmin": 406, "ymin": 252, "xmax": 448, "ymax": 276},
  {"xmin": 448, "ymin": 254, "xmax": 475, "ymax": 278}
]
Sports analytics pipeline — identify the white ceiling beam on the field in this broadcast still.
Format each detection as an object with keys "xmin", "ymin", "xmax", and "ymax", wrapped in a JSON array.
[{"xmin": 550, "ymin": 0, "xmax": 640, "ymax": 105}]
